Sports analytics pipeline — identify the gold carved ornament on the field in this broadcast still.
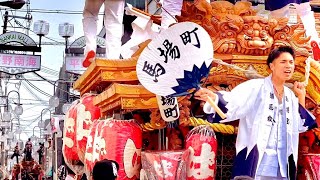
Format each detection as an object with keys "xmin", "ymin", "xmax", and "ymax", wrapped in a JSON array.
[{"xmin": 177, "ymin": 0, "xmax": 311, "ymax": 56}]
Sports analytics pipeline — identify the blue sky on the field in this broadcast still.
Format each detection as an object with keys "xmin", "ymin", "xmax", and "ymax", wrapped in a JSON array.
[{"xmin": 0, "ymin": 0, "xmax": 104, "ymax": 141}]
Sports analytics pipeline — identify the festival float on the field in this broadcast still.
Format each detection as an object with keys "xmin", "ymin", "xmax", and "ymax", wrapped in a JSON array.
[
  {"xmin": 10, "ymin": 142, "xmax": 44, "ymax": 180},
  {"xmin": 62, "ymin": 0, "xmax": 320, "ymax": 179}
]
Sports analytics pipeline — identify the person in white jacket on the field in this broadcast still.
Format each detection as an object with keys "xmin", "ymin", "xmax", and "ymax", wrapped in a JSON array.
[
  {"xmin": 195, "ymin": 46, "xmax": 317, "ymax": 179},
  {"xmin": 82, "ymin": 0, "xmax": 125, "ymax": 67}
]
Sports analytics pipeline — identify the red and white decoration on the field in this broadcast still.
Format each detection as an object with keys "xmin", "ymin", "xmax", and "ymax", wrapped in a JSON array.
[
  {"xmin": 50, "ymin": 115, "xmax": 63, "ymax": 133},
  {"xmin": 76, "ymin": 93, "xmax": 101, "ymax": 163},
  {"xmin": 141, "ymin": 150, "xmax": 189, "ymax": 180},
  {"xmin": 84, "ymin": 119, "xmax": 142, "ymax": 179},
  {"xmin": 91, "ymin": 120, "xmax": 108, "ymax": 170},
  {"xmin": 84, "ymin": 120, "xmax": 102, "ymax": 175},
  {"xmin": 62, "ymin": 100, "xmax": 81, "ymax": 162},
  {"xmin": 100, "ymin": 119, "xmax": 142, "ymax": 179},
  {"xmin": 185, "ymin": 125, "xmax": 217, "ymax": 180}
]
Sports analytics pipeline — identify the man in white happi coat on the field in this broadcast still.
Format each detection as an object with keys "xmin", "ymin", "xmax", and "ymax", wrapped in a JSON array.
[
  {"xmin": 195, "ymin": 46, "xmax": 317, "ymax": 179},
  {"xmin": 82, "ymin": 0, "xmax": 125, "ymax": 67}
]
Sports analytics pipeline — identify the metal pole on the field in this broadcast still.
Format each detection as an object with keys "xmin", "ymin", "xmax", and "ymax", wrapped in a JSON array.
[
  {"xmin": 65, "ymin": 37, "xmax": 69, "ymax": 53},
  {"xmin": 54, "ymin": 132, "xmax": 58, "ymax": 180},
  {"xmin": 39, "ymin": 35, "xmax": 43, "ymax": 48},
  {"xmin": 3, "ymin": 11, "xmax": 8, "ymax": 34}
]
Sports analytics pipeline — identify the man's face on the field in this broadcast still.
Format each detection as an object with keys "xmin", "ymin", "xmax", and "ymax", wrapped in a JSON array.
[{"xmin": 269, "ymin": 52, "xmax": 295, "ymax": 81}]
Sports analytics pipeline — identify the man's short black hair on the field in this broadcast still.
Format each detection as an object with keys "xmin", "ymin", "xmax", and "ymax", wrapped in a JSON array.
[
  {"xmin": 267, "ymin": 46, "xmax": 295, "ymax": 68},
  {"xmin": 92, "ymin": 159, "xmax": 119, "ymax": 180}
]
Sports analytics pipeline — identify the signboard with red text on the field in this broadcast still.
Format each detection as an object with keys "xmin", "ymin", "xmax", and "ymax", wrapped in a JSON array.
[
  {"xmin": 0, "ymin": 53, "xmax": 41, "ymax": 74},
  {"xmin": 65, "ymin": 35, "xmax": 106, "ymax": 74},
  {"xmin": 65, "ymin": 56, "xmax": 86, "ymax": 74}
]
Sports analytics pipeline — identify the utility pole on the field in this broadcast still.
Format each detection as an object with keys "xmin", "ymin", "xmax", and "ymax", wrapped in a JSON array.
[
  {"xmin": 3, "ymin": 11, "xmax": 8, "ymax": 34},
  {"xmin": 2, "ymin": 10, "xmax": 32, "ymax": 34}
]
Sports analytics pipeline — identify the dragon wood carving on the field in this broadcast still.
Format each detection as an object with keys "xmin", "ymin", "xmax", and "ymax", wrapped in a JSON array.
[{"xmin": 177, "ymin": 0, "xmax": 311, "ymax": 56}]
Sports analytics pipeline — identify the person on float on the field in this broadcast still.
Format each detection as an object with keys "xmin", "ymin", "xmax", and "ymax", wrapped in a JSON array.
[
  {"xmin": 23, "ymin": 138, "xmax": 33, "ymax": 161},
  {"xmin": 11, "ymin": 142, "xmax": 21, "ymax": 164},
  {"xmin": 82, "ymin": 0, "xmax": 125, "ymax": 67},
  {"xmin": 121, "ymin": 0, "xmax": 186, "ymax": 58},
  {"xmin": 195, "ymin": 46, "xmax": 317, "ymax": 179}
]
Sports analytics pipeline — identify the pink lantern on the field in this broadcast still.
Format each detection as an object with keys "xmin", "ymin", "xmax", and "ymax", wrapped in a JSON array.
[{"xmin": 185, "ymin": 125, "xmax": 217, "ymax": 180}]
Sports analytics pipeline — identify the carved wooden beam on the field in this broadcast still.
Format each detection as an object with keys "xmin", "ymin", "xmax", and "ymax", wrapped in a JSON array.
[
  {"xmin": 93, "ymin": 83, "xmax": 157, "ymax": 116},
  {"xmin": 73, "ymin": 58, "xmax": 139, "ymax": 95}
]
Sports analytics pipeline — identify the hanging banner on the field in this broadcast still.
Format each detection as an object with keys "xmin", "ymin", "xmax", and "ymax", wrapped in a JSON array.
[
  {"xmin": 156, "ymin": 95, "xmax": 179, "ymax": 122},
  {"xmin": 50, "ymin": 115, "xmax": 64, "ymax": 133}
]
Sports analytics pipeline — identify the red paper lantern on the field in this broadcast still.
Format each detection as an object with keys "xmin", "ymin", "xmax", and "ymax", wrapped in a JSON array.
[
  {"xmin": 298, "ymin": 154, "xmax": 320, "ymax": 179},
  {"xmin": 62, "ymin": 100, "xmax": 83, "ymax": 174},
  {"xmin": 98, "ymin": 119, "xmax": 142, "ymax": 179},
  {"xmin": 85, "ymin": 120, "xmax": 106, "ymax": 175},
  {"xmin": 76, "ymin": 93, "xmax": 101, "ymax": 163},
  {"xmin": 185, "ymin": 125, "xmax": 217, "ymax": 180}
]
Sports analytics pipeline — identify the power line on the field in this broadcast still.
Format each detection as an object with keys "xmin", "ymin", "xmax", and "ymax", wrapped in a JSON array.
[
  {"xmin": 32, "ymin": 72, "xmax": 79, "ymax": 97},
  {"xmin": 24, "ymin": 78, "xmax": 52, "ymax": 97},
  {"xmin": 3, "ymin": 13, "xmax": 65, "ymax": 45},
  {"xmin": 21, "ymin": 108, "xmax": 51, "ymax": 131},
  {"xmin": 42, "ymin": 66, "xmax": 59, "ymax": 74},
  {"xmin": 0, "ymin": 7, "xmax": 104, "ymax": 15},
  {"xmin": 21, "ymin": 81, "xmax": 45, "ymax": 102},
  {"xmin": 11, "ymin": 98, "xmax": 48, "ymax": 102},
  {"xmin": 21, "ymin": 103, "xmax": 49, "ymax": 105},
  {"xmin": 8, "ymin": 78, "xmax": 56, "ymax": 82},
  {"xmin": 12, "ymin": 19, "xmax": 65, "ymax": 45}
]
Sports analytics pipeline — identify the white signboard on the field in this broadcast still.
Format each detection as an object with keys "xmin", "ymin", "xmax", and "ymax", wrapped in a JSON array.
[
  {"xmin": 156, "ymin": 95, "xmax": 179, "ymax": 122},
  {"xmin": 0, "ymin": 53, "xmax": 41, "ymax": 74},
  {"xmin": 65, "ymin": 56, "xmax": 86, "ymax": 74}
]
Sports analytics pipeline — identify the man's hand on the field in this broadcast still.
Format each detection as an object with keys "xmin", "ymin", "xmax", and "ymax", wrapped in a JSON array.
[
  {"xmin": 293, "ymin": 81, "xmax": 306, "ymax": 98},
  {"xmin": 194, "ymin": 88, "xmax": 216, "ymax": 103},
  {"xmin": 293, "ymin": 81, "xmax": 306, "ymax": 107}
]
